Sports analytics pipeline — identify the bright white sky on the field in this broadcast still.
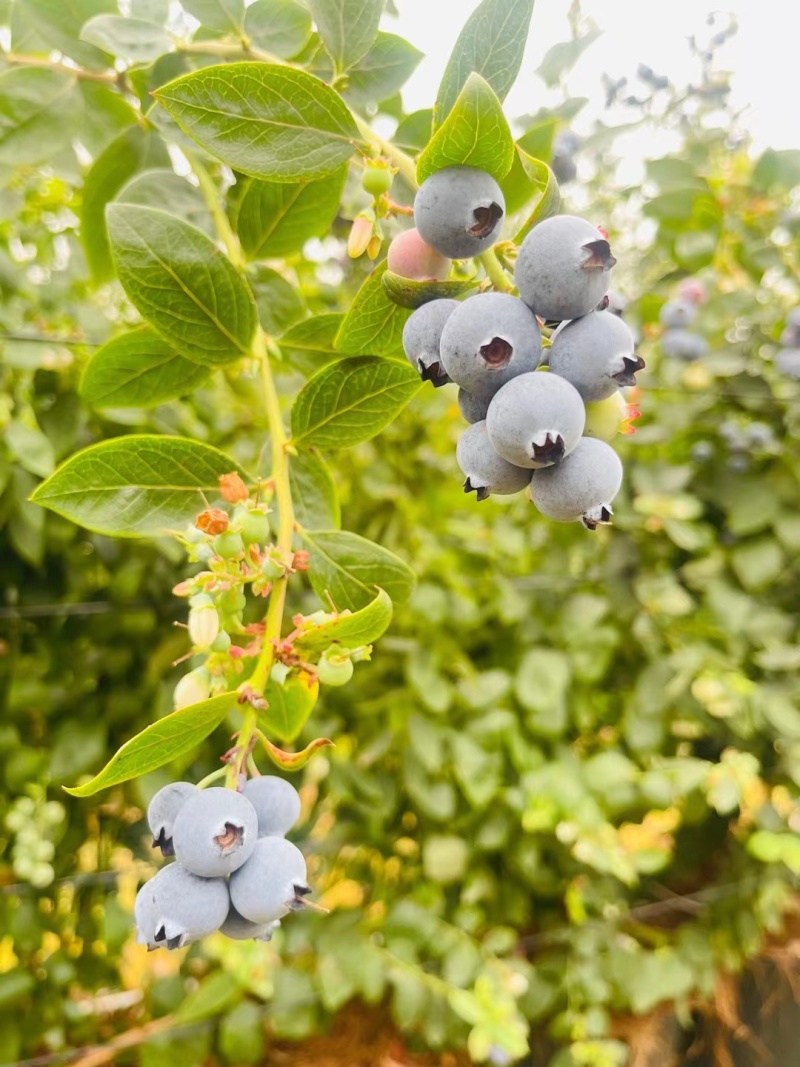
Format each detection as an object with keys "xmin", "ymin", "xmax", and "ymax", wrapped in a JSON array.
[{"xmin": 387, "ymin": 0, "xmax": 796, "ymax": 155}]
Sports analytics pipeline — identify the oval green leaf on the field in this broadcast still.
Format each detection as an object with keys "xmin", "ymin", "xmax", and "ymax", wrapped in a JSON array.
[
  {"xmin": 307, "ymin": 0, "xmax": 383, "ymax": 74},
  {"xmin": 300, "ymin": 528, "xmax": 415, "ymax": 611},
  {"xmin": 336, "ymin": 262, "xmax": 411, "ymax": 357},
  {"xmin": 0, "ymin": 68, "xmax": 79, "ymax": 168},
  {"xmin": 434, "ymin": 0, "xmax": 534, "ymax": 127},
  {"xmin": 342, "ymin": 32, "xmax": 423, "ymax": 108},
  {"xmin": 259, "ymin": 669, "xmax": 319, "ymax": 743},
  {"xmin": 31, "ymin": 435, "xmax": 248, "ymax": 537},
  {"xmin": 295, "ymin": 587, "xmax": 393, "ymax": 653},
  {"xmin": 80, "ymin": 327, "xmax": 210, "ymax": 409},
  {"xmin": 155, "ymin": 63, "xmax": 364, "ymax": 182},
  {"xmin": 418, "ymin": 72, "xmax": 514, "ymax": 184},
  {"xmin": 289, "ymin": 449, "xmax": 341, "ymax": 530},
  {"xmin": 244, "ymin": 0, "xmax": 312, "ymax": 59},
  {"xmin": 80, "ymin": 14, "xmax": 174, "ymax": 64},
  {"xmin": 229, "ymin": 165, "xmax": 348, "ymax": 261},
  {"xmin": 63, "ymin": 692, "xmax": 239, "ymax": 796},
  {"xmin": 280, "ymin": 313, "xmax": 344, "ymax": 374},
  {"xmin": 181, "ymin": 0, "xmax": 243, "ymax": 33},
  {"xmin": 291, "ymin": 355, "xmax": 421, "ymax": 449},
  {"xmin": 106, "ymin": 203, "xmax": 257, "ymax": 365},
  {"xmin": 510, "ymin": 151, "xmax": 561, "ymax": 242},
  {"xmin": 382, "ymin": 270, "xmax": 477, "ymax": 310}
]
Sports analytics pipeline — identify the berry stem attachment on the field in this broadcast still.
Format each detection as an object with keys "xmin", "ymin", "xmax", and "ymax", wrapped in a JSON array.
[
  {"xmin": 196, "ymin": 766, "xmax": 229, "ymax": 789},
  {"xmin": 478, "ymin": 249, "xmax": 515, "ymax": 294}
]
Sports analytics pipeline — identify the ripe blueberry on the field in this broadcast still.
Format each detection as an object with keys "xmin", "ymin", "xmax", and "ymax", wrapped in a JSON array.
[
  {"xmin": 171, "ymin": 787, "xmax": 258, "ymax": 878},
  {"xmin": 241, "ymin": 776, "xmax": 302, "ymax": 838},
  {"xmin": 515, "ymin": 215, "xmax": 615, "ymax": 321},
  {"xmin": 439, "ymin": 292, "xmax": 541, "ymax": 400},
  {"xmin": 220, "ymin": 905, "xmax": 279, "ymax": 941},
  {"xmin": 147, "ymin": 781, "xmax": 198, "ymax": 857},
  {"xmin": 456, "ymin": 421, "xmax": 532, "ymax": 500},
  {"xmin": 229, "ymin": 836, "xmax": 309, "ymax": 926},
  {"xmin": 531, "ymin": 437, "xmax": 623, "ymax": 529},
  {"xmin": 659, "ymin": 299, "xmax": 697, "ymax": 328},
  {"xmin": 457, "ymin": 388, "xmax": 490, "ymax": 425},
  {"xmin": 661, "ymin": 329, "xmax": 708, "ymax": 361},
  {"xmin": 414, "ymin": 166, "xmax": 505, "ymax": 259},
  {"xmin": 134, "ymin": 862, "xmax": 229, "ymax": 950},
  {"xmin": 486, "ymin": 371, "xmax": 586, "ymax": 469},
  {"xmin": 548, "ymin": 309, "xmax": 644, "ymax": 401},
  {"xmin": 402, "ymin": 298, "xmax": 459, "ymax": 387}
]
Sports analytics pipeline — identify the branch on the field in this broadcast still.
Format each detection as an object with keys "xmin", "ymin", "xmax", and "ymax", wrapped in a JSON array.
[{"xmin": 1, "ymin": 51, "xmax": 119, "ymax": 85}]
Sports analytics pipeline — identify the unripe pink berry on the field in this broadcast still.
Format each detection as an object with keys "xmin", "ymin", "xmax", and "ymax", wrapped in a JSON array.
[{"xmin": 387, "ymin": 228, "xmax": 451, "ymax": 281}]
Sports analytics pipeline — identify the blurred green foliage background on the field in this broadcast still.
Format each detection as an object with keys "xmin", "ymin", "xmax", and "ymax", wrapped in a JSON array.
[{"xmin": 1, "ymin": 3, "xmax": 800, "ymax": 1066}]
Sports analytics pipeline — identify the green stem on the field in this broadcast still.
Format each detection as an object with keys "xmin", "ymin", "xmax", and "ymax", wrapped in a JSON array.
[
  {"xmin": 0, "ymin": 51, "xmax": 119, "ymax": 84},
  {"xmin": 478, "ymin": 249, "xmax": 515, "ymax": 293},
  {"xmin": 196, "ymin": 766, "xmax": 228, "ymax": 789},
  {"xmin": 185, "ymin": 150, "xmax": 246, "ymax": 271}
]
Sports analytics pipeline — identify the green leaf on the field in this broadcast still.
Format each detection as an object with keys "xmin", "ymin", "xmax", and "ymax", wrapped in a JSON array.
[
  {"xmin": 307, "ymin": 0, "xmax": 384, "ymax": 74},
  {"xmin": 294, "ymin": 588, "xmax": 393, "ymax": 653},
  {"xmin": 82, "ymin": 127, "xmax": 170, "ymax": 283},
  {"xmin": 175, "ymin": 973, "xmax": 242, "ymax": 1026},
  {"xmin": 80, "ymin": 14, "xmax": 173, "ymax": 64},
  {"xmin": 180, "ymin": 0, "xmax": 244, "ymax": 33},
  {"xmin": 509, "ymin": 151, "xmax": 560, "ymax": 242},
  {"xmin": 229, "ymin": 165, "xmax": 347, "ymax": 260},
  {"xmin": 747, "ymin": 831, "xmax": 800, "ymax": 875},
  {"xmin": 5, "ymin": 420, "xmax": 55, "ymax": 479},
  {"xmin": 336, "ymin": 262, "xmax": 410, "ymax": 357},
  {"xmin": 259, "ymin": 669, "xmax": 319, "ymax": 743},
  {"xmin": 393, "ymin": 108, "xmax": 433, "ymax": 154},
  {"xmin": 23, "ymin": 0, "xmax": 116, "ymax": 69},
  {"xmin": 31, "ymin": 435, "xmax": 248, "ymax": 537},
  {"xmin": 155, "ymin": 63, "xmax": 363, "ymax": 182},
  {"xmin": 291, "ymin": 355, "xmax": 421, "ymax": 449},
  {"xmin": 434, "ymin": 0, "xmax": 534, "ymax": 127},
  {"xmin": 342, "ymin": 32, "xmax": 423, "ymax": 109},
  {"xmin": 417, "ymin": 73, "xmax": 514, "ymax": 184},
  {"xmin": 289, "ymin": 450, "xmax": 341, "ymax": 530},
  {"xmin": 77, "ymin": 82, "xmax": 140, "ymax": 157},
  {"xmin": 251, "ymin": 267, "xmax": 305, "ymax": 336},
  {"xmin": 382, "ymin": 271, "xmax": 476, "ymax": 310},
  {"xmin": 280, "ymin": 313, "xmax": 344, "ymax": 373},
  {"xmin": 117, "ymin": 169, "xmax": 213, "ymax": 236},
  {"xmin": 106, "ymin": 204, "xmax": 257, "ymax": 365},
  {"xmin": 132, "ymin": 0, "xmax": 170, "ymax": 21},
  {"xmin": 63, "ymin": 692, "xmax": 238, "ymax": 796},
  {"xmin": 258, "ymin": 734, "xmax": 333, "ymax": 771},
  {"xmin": 80, "ymin": 327, "xmax": 210, "ymax": 409},
  {"xmin": 752, "ymin": 148, "xmax": 800, "ymax": 192},
  {"xmin": 244, "ymin": 0, "xmax": 312, "ymax": 59},
  {"xmin": 536, "ymin": 25, "xmax": 602, "ymax": 88},
  {"xmin": 300, "ymin": 529, "xmax": 415, "ymax": 611},
  {"xmin": 0, "ymin": 68, "xmax": 79, "ymax": 168}
]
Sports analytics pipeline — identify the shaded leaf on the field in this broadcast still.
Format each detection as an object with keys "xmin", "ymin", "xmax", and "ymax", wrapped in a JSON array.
[
  {"xmin": 32, "ymin": 435, "xmax": 248, "ymax": 537},
  {"xmin": 291, "ymin": 355, "xmax": 421, "ymax": 449},
  {"xmin": 259, "ymin": 669, "xmax": 319, "ymax": 742},
  {"xmin": 80, "ymin": 327, "xmax": 210, "ymax": 409},
  {"xmin": 106, "ymin": 204, "xmax": 256, "ymax": 365},
  {"xmin": 509, "ymin": 151, "xmax": 561, "ymax": 242},
  {"xmin": 244, "ymin": 0, "xmax": 312, "ymax": 59},
  {"xmin": 155, "ymin": 63, "xmax": 363, "ymax": 182},
  {"xmin": 80, "ymin": 14, "xmax": 173, "ymax": 64},
  {"xmin": 300, "ymin": 528, "xmax": 415, "ymax": 611},
  {"xmin": 289, "ymin": 450, "xmax": 341, "ymax": 530},
  {"xmin": 181, "ymin": 0, "xmax": 244, "ymax": 33},
  {"xmin": 63, "ymin": 693, "xmax": 239, "ymax": 795},
  {"xmin": 435, "ymin": 0, "xmax": 534, "ymax": 127},
  {"xmin": 23, "ymin": 0, "xmax": 116, "ymax": 69},
  {"xmin": 307, "ymin": 0, "xmax": 384, "ymax": 74},
  {"xmin": 0, "ymin": 68, "xmax": 79, "ymax": 168},
  {"xmin": 117, "ymin": 168, "xmax": 213, "ymax": 235},
  {"xmin": 342, "ymin": 32, "xmax": 423, "ymax": 109},
  {"xmin": 280, "ymin": 313, "xmax": 344, "ymax": 373},
  {"xmin": 418, "ymin": 73, "xmax": 514, "ymax": 184}
]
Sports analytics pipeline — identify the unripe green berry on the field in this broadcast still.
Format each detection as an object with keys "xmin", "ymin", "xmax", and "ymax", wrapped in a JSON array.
[
  {"xmin": 316, "ymin": 650, "xmax": 354, "ymax": 687},
  {"xmin": 210, "ymin": 631, "xmax": 232, "ymax": 653},
  {"xmin": 241, "ymin": 510, "xmax": 271, "ymax": 545},
  {"xmin": 362, "ymin": 164, "xmax": 393, "ymax": 197},
  {"xmin": 218, "ymin": 588, "xmax": 247, "ymax": 615},
  {"xmin": 261, "ymin": 556, "xmax": 284, "ymax": 580},
  {"xmin": 214, "ymin": 531, "xmax": 245, "ymax": 558}
]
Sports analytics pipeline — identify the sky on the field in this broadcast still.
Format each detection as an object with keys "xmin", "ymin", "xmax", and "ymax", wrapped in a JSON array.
[{"xmin": 385, "ymin": 0, "xmax": 797, "ymax": 155}]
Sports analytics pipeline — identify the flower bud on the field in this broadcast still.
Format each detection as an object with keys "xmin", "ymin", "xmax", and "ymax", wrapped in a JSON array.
[
  {"xmin": 348, "ymin": 215, "xmax": 373, "ymax": 259},
  {"xmin": 174, "ymin": 667, "xmax": 211, "ymax": 709},
  {"xmin": 188, "ymin": 604, "xmax": 220, "ymax": 648}
]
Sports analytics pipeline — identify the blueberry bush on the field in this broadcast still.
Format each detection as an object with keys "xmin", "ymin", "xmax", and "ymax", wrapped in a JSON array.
[{"xmin": 1, "ymin": 3, "xmax": 799, "ymax": 1066}]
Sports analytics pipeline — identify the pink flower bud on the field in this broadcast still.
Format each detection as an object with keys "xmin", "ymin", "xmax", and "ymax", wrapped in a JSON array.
[{"xmin": 188, "ymin": 604, "xmax": 220, "ymax": 648}]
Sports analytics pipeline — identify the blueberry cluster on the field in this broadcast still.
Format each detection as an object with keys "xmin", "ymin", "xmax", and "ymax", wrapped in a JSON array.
[
  {"xmin": 135, "ymin": 776, "xmax": 308, "ymax": 950},
  {"xmin": 659, "ymin": 279, "xmax": 708, "ymax": 361},
  {"xmin": 399, "ymin": 166, "xmax": 644, "ymax": 530},
  {"xmin": 776, "ymin": 307, "xmax": 800, "ymax": 379}
]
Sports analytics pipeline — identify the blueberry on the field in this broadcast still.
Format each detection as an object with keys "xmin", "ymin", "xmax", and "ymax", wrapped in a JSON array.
[
  {"xmin": 777, "ymin": 347, "xmax": 800, "ymax": 379},
  {"xmin": 402, "ymin": 299, "xmax": 459, "ymax": 387},
  {"xmin": 457, "ymin": 388, "xmax": 490, "ymax": 424},
  {"xmin": 548, "ymin": 309, "xmax": 644, "ymax": 401},
  {"xmin": 531, "ymin": 437, "xmax": 623, "ymax": 529},
  {"xmin": 414, "ymin": 166, "xmax": 505, "ymax": 259},
  {"xmin": 134, "ymin": 862, "xmax": 229, "ymax": 950},
  {"xmin": 659, "ymin": 299, "xmax": 697, "ymax": 328},
  {"xmin": 241, "ymin": 776, "xmax": 301, "ymax": 838},
  {"xmin": 171, "ymin": 787, "xmax": 258, "ymax": 878},
  {"xmin": 147, "ymin": 781, "xmax": 198, "ymax": 857},
  {"xmin": 229, "ymin": 836, "xmax": 309, "ymax": 925},
  {"xmin": 386, "ymin": 227, "xmax": 451, "ymax": 281},
  {"xmin": 456, "ymin": 421, "xmax": 532, "ymax": 500},
  {"xmin": 439, "ymin": 292, "xmax": 541, "ymax": 400},
  {"xmin": 220, "ymin": 905, "xmax": 279, "ymax": 942},
  {"xmin": 515, "ymin": 215, "xmax": 615, "ymax": 321},
  {"xmin": 661, "ymin": 329, "xmax": 708, "ymax": 361},
  {"xmin": 486, "ymin": 371, "xmax": 585, "ymax": 469}
]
